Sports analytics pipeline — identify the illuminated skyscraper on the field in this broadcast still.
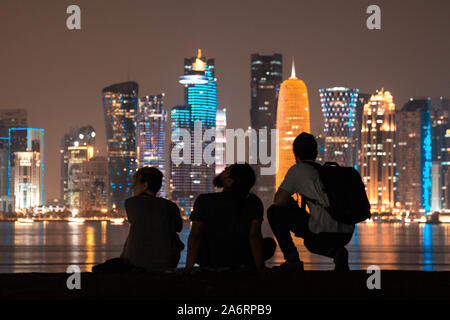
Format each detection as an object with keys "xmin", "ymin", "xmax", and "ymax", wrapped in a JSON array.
[
  {"xmin": 361, "ymin": 89, "xmax": 396, "ymax": 213},
  {"xmin": 136, "ymin": 94, "xmax": 167, "ymax": 197},
  {"xmin": 397, "ymin": 98, "xmax": 432, "ymax": 213},
  {"xmin": 315, "ymin": 134, "xmax": 325, "ymax": 162},
  {"xmin": 60, "ymin": 126, "xmax": 96, "ymax": 205},
  {"xmin": 355, "ymin": 93, "xmax": 372, "ymax": 172},
  {"xmin": 319, "ymin": 87, "xmax": 359, "ymax": 168},
  {"xmin": 102, "ymin": 82, "xmax": 138, "ymax": 213},
  {"xmin": 0, "ymin": 109, "xmax": 27, "ymax": 199},
  {"xmin": 0, "ymin": 138, "xmax": 9, "ymax": 196},
  {"xmin": 250, "ymin": 53, "xmax": 282, "ymax": 207},
  {"xmin": 170, "ymin": 106, "xmax": 192, "ymax": 214},
  {"xmin": 215, "ymin": 108, "xmax": 227, "ymax": 174},
  {"xmin": 0, "ymin": 109, "xmax": 27, "ymax": 137},
  {"xmin": 181, "ymin": 49, "xmax": 217, "ymax": 129},
  {"xmin": 170, "ymin": 49, "xmax": 217, "ymax": 214},
  {"xmin": 8, "ymin": 128, "xmax": 44, "ymax": 210},
  {"xmin": 67, "ymin": 145, "xmax": 94, "ymax": 208},
  {"xmin": 430, "ymin": 97, "xmax": 449, "ymax": 211},
  {"xmin": 80, "ymin": 156, "xmax": 108, "ymax": 212},
  {"xmin": 276, "ymin": 59, "xmax": 310, "ymax": 190}
]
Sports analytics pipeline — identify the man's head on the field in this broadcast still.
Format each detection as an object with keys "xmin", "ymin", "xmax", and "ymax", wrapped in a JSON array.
[
  {"xmin": 293, "ymin": 132, "xmax": 318, "ymax": 162},
  {"xmin": 132, "ymin": 167, "xmax": 163, "ymax": 196},
  {"xmin": 214, "ymin": 163, "xmax": 256, "ymax": 196}
]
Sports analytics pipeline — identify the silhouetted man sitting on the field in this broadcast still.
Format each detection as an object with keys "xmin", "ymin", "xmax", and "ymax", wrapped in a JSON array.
[
  {"xmin": 185, "ymin": 163, "xmax": 276, "ymax": 273},
  {"xmin": 268, "ymin": 133, "xmax": 354, "ymax": 272},
  {"xmin": 93, "ymin": 167, "xmax": 184, "ymax": 273}
]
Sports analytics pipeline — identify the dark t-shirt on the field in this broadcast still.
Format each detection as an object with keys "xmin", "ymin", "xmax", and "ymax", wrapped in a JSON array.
[
  {"xmin": 121, "ymin": 194, "xmax": 183, "ymax": 270},
  {"xmin": 190, "ymin": 192, "xmax": 263, "ymax": 268}
]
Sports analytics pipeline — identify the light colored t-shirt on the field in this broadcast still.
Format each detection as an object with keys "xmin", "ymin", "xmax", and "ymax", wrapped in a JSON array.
[{"xmin": 279, "ymin": 162, "xmax": 355, "ymax": 234}]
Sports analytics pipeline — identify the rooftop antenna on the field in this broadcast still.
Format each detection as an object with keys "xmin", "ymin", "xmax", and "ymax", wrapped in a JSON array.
[{"xmin": 290, "ymin": 57, "xmax": 297, "ymax": 79}]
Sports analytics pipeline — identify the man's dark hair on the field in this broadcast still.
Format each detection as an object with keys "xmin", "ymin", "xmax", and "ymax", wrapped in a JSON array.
[
  {"xmin": 134, "ymin": 167, "xmax": 163, "ymax": 194},
  {"xmin": 229, "ymin": 163, "xmax": 256, "ymax": 196},
  {"xmin": 293, "ymin": 132, "xmax": 318, "ymax": 161}
]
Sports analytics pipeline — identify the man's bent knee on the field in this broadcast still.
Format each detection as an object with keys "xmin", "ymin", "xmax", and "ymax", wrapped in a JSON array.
[{"xmin": 267, "ymin": 205, "xmax": 283, "ymax": 225}]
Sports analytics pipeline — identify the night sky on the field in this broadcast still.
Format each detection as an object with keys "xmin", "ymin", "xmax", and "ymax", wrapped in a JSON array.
[{"xmin": 1, "ymin": 0, "xmax": 449, "ymax": 201}]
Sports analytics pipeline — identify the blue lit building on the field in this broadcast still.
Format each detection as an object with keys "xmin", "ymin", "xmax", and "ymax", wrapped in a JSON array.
[
  {"xmin": 430, "ymin": 97, "xmax": 449, "ymax": 211},
  {"xmin": 397, "ymin": 98, "xmax": 432, "ymax": 213},
  {"xmin": 136, "ymin": 94, "xmax": 167, "ymax": 197},
  {"xmin": 181, "ymin": 49, "xmax": 217, "ymax": 129},
  {"xmin": 102, "ymin": 82, "xmax": 138, "ymax": 214},
  {"xmin": 170, "ymin": 49, "xmax": 217, "ymax": 214},
  {"xmin": 319, "ymin": 87, "xmax": 359, "ymax": 168},
  {"xmin": 8, "ymin": 128, "xmax": 45, "ymax": 210}
]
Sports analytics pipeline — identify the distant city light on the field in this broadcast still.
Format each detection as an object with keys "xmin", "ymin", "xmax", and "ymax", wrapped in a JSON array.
[{"xmin": 179, "ymin": 75, "xmax": 208, "ymax": 85}]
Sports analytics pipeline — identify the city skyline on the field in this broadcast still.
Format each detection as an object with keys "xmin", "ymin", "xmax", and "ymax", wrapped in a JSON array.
[{"xmin": 1, "ymin": 0, "xmax": 449, "ymax": 200}]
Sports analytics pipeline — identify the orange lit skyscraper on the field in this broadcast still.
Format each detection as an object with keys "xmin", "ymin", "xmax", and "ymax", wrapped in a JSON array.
[
  {"xmin": 276, "ymin": 59, "xmax": 310, "ymax": 190},
  {"xmin": 361, "ymin": 89, "xmax": 396, "ymax": 213}
]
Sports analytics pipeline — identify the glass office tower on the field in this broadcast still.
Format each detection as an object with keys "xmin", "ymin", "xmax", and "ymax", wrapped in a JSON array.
[
  {"xmin": 397, "ymin": 98, "xmax": 432, "ymax": 213},
  {"xmin": 136, "ymin": 94, "xmax": 167, "ymax": 197},
  {"xmin": 215, "ymin": 108, "xmax": 227, "ymax": 175},
  {"xmin": 250, "ymin": 53, "xmax": 282, "ymax": 208},
  {"xmin": 430, "ymin": 97, "xmax": 449, "ymax": 211},
  {"xmin": 361, "ymin": 89, "xmax": 396, "ymax": 213},
  {"xmin": 319, "ymin": 87, "xmax": 359, "ymax": 168},
  {"xmin": 102, "ymin": 81, "xmax": 138, "ymax": 214},
  {"xmin": 170, "ymin": 106, "xmax": 192, "ymax": 215},
  {"xmin": 60, "ymin": 125, "xmax": 96, "ymax": 206}
]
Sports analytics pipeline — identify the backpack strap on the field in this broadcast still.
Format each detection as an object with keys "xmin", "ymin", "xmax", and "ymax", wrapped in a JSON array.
[
  {"xmin": 297, "ymin": 160, "xmax": 324, "ymax": 208},
  {"xmin": 300, "ymin": 193, "xmax": 306, "ymax": 209}
]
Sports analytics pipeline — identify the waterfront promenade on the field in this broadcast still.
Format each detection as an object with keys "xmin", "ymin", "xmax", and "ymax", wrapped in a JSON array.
[{"xmin": 0, "ymin": 270, "xmax": 449, "ymax": 300}]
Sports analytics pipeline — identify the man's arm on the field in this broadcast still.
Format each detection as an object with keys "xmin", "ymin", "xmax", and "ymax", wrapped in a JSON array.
[
  {"xmin": 186, "ymin": 221, "xmax": 204, "ymax": 269},
  {"xmin": 124, "ymin": 198, "xmax": 135, "ymax": 224},
  {"xmin": 249, "ymin": 218, "xmax": 265, "ymax": 271},
  {"xmin": 170, "ymin": 202, "xmax": 183, "ymax": 233},
  {"xmin": 273, "ymin": 187, "xmax": 293, "ymax": 207}
]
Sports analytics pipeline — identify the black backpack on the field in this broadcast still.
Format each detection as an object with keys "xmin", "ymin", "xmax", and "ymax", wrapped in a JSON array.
[{"xmin": 301, "ymin": 161, "xmax": 371, "ymax": 224}]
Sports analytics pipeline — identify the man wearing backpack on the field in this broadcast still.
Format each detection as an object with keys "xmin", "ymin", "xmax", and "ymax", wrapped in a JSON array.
[{"xmin": 268, "ymin": 132, "xmax": 358, "ymax": 272}]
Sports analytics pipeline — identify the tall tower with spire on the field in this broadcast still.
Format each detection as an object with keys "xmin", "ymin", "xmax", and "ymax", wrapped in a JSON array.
[
  {"xmin": 170, "ymin": 49, "xmax": 217, "ymax": 215},
  {"xmin": 276, "ymin": 58, "xmax": 310, "ymax": 190}
]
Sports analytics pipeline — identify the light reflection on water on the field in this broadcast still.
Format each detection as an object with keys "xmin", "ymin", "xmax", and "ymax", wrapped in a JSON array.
[{"xmin": 0, "ymin": 221, "xmax": 449, "ymax": 273}]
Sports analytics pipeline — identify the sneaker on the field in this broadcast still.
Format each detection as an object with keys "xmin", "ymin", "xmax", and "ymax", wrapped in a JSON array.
[
  {"xmin": 333, "ymin": 247, "xmax": 350, "ymax": 272},
  {"xmin": 272, "ymin": 260, "xmax": 304, "ymax": 272}
]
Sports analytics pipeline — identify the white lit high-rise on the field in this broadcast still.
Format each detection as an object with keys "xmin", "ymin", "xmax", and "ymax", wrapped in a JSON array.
[
  {"xmin": 136, "ymin": 94, "xmax": 167, "ymax": 197},
  {"xmin": 8, "ymin": 128, "xmax": 44, "ymax": 211},
  {"xmin": 361, "ymin": 89, "xmax": 396, "ymax": 213},
  {"xmin": 319, "ymin": 87, "xmax": 359, "ymax": 168},
  {"xmin": 215, "ymin": 108, "xmax": 227, "ymax": 174}
]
